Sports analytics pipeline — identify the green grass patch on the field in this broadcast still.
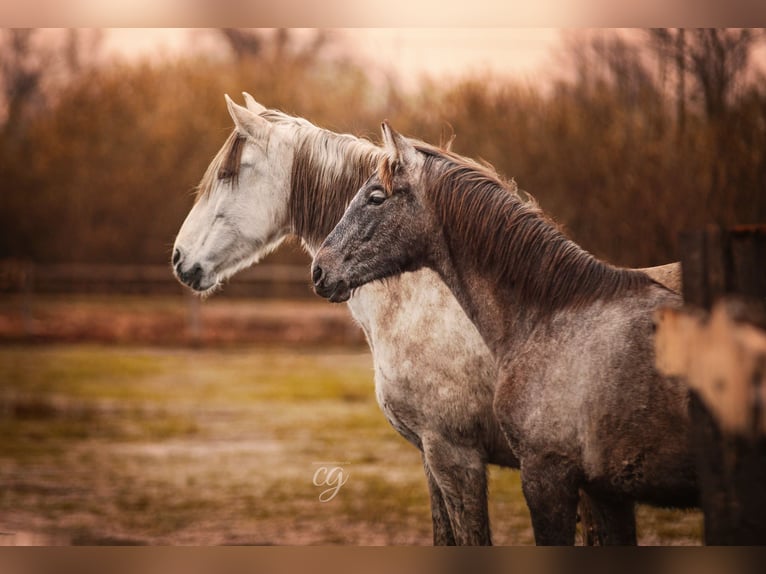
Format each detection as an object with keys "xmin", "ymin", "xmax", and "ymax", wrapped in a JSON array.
[
  {"xmin": 0, "ymin": 343, "xmax": 703, "ymax": 545},
  {"xmin": 0, "ymin": 345, "xmax": 374, "ymax": 405}
]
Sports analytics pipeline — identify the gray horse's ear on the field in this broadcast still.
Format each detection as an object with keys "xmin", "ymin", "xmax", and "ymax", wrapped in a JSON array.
[
  {"xmin": 225, "ymin": 94, "xmax": 270, "ymax": 139},
  {"xmin": 242, "ymin": 92, "xmax": 266, "ymax": 115},
  {"xmin": 381, "ymin": 121, "xmax": 417, "ymax": 169}
]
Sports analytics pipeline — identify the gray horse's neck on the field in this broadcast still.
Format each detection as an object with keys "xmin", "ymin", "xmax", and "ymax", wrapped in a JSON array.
[
  {"xmin": 427, "ymin": 194, "xmax": 656, "ymax": 359},
  {"xmin": 430, "ymin": 256, "xmax": 520, "ymax": 359}
]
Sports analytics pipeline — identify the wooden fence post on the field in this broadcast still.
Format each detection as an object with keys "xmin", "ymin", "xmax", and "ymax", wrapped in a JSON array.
[
  {"xmin": 20, "ymin": 261, "xmax": 35, "ymax": 337},
  {"xmin": 185, "ymin": 289, "xmax": 202, "ymax": 344},
  {"xmin": 669, "ymin": 224, "xmax": 766, "ymax": 544}
]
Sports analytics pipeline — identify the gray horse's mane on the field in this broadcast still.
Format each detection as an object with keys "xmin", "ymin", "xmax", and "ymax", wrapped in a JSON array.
[{"xmin": 380, "ymin": 145, "xmax": 655, "ymax": 314}]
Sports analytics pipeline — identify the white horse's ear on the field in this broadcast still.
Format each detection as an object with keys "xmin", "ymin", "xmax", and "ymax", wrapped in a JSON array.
[
  {"xmin": 381, "ymin": 121, "xmax": 416, "ymax": 168},
  {"xmin": 225, "ymin": 94, "xmax": 270, "ymax": 139},
  {"xmin": 242, "ymin": 92, "xmax": 266, "ymax": 115}
]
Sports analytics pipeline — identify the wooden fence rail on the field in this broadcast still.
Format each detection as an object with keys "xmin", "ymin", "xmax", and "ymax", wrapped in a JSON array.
[{"xmin": 0, "ymin": 261, "xmax": 314, "ymax": 299}]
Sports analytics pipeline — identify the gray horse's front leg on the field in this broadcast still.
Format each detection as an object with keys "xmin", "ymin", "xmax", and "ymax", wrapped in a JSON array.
[
  {"xmin": 520, "ymin": 454, "xmax": 580, "ymax": 545},
  {"xmin": 578, "ymin": 490, "xmax": 637, "ymax": 545},
  {"xmin": 423, "ymin": 436, "xmax": 492, "ymax": 545},
  {"xmin": 422, "ymin": 453, "xmax": 457, "ymax": 545}
]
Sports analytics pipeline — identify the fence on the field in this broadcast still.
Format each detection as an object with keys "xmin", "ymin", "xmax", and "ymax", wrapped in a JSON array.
[
  {"xmin": 0, "ymin": 259, "xmax": 367, "ymax": 346},
  {"xmin": 0, "ymin": 260, "xmax": 314, "ymax": 299}
]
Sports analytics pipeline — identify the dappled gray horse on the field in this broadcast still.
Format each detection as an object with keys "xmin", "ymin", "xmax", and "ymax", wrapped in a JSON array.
[{"xmin": 312, "ymin": 122, "xmax": 697, "ymax": 545}]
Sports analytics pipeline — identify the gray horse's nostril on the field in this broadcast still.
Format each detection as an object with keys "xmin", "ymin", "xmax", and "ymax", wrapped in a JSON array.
[
  {"xmin": 172, "ymin": 248, "xmax": 181, "ymax": 266},
  {"xmin": 312, "ymin": 265, "xmax": 324, "ymax": 286}
]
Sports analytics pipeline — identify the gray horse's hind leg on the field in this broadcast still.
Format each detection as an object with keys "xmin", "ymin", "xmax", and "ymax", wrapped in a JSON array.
[
  {"xmin": 578, "ymin": 490, "xmax": 637, "ymax": 545},
  {"xmin": 423, "ymin": 453, "xmax": 458, "ymax": 545},
  {"xmin": 521, "ymin": 454, "xmax": 580, "ymax": 545},
  {"xmin": 423, "ymin": 436, "xmax": 492, "ymax": 545}
]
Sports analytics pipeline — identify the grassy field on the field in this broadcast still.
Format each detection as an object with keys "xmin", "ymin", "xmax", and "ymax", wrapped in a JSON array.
[{"xmin": 0, "ymin": 340, "xmax": 703, "ymax": 545}]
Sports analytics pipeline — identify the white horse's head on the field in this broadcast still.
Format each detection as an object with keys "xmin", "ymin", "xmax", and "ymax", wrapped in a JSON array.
[{"xmin": 172, "ymin": 94, "xmax": 294, "ymax": 294}]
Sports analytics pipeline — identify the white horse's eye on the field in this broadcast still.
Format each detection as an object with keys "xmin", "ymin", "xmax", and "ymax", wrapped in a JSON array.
[
  {"xmin": 217, "ymin": 168, "xmax": 234, "ymax": 181},
  {"xmin": 368, "ymin": 190, "xmax": 387, "ymax": 205}
]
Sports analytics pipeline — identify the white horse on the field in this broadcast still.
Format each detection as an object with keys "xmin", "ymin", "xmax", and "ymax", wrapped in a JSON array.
[{"xmin": 172, "ymin": 94, "xmax": 681, "ymax": 544}]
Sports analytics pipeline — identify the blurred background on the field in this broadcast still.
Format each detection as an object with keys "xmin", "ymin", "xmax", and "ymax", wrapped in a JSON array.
[
  {"xmin": 2, "ymin": 28, "xmax": 766, "ymax": 293},
  {"xmin": 0, "ymin": 28, "xmax": 764, "ymax": 545}
]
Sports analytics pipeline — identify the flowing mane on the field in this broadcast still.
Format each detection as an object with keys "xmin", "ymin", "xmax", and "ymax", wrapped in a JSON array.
[
  {"xmin": 285, "ymin": 117, "xmax": 382, "ymax": 249},
  {"xmin": 381, "ymin": 145, "xmax": 656, "ymax": 314}
]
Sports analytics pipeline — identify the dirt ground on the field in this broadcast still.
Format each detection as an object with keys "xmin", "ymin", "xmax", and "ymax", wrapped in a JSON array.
[{"xmin": 0, "ymin": 295, "xmax": 703, "ymax": 545}]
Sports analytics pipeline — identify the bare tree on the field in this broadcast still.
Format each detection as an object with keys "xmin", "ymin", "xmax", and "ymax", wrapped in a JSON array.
[
  {"xmin": 689, "ymin": 28, "xmax": 757, "ymax": 121},
  {"xmin": 0, "ymin": 29, "xmax": 44, "ymax": 135},
  {"xmin": 650, "ymin": 28, "xmax": 762, "ymax": 124},
  {"xmin": 561, "ymin": 31, "xmax": 661, "ymax": 108},
  {"xmin": 218, "ymin": 28, "xmax": 330, "ymax": 64},
  {"xmin": 650, "ymin": 28, "xmax": 686, "ymax": 133},
  {"xmin": 0, "ymin": 28, "xmax": 102, "ymax": 138},
  {"xmin": 220, "ymin": 28, "xmax": 265, "ymax": 60},
  {"xmin": 63, "ymin": 28, "xmax": 103, "ymax": 76}
]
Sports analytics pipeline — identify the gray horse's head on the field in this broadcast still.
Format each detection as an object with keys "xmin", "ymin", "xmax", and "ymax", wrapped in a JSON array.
[{"xmin": 312, "ymin": 122, "xmax": 437, "ymax": 302}]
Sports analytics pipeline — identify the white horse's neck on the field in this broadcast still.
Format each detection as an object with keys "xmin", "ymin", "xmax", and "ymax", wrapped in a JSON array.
[{"xmin": 285, "ymin": 123, "xmax": 382, "ymax": 255}]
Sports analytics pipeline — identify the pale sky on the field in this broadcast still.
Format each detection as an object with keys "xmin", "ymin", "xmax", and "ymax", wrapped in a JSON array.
[{"xmin": 102, "ymin": 28, "xmax": 563, "ymax": 88}]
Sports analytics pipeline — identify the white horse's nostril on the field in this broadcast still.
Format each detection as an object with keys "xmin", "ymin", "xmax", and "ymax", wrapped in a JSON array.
[
  {"xmin": 176, "ymin": 262, "xmax": 205, "ymax": 290},
  {"xmin": 172, "ymin": 248, "xmax": 182, "ymax": 266}
]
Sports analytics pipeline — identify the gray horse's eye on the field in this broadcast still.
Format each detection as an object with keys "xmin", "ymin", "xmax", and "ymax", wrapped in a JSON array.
[{"xmin": 368, "ymin": 190, "xmax": 387, "ymax": 205}]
